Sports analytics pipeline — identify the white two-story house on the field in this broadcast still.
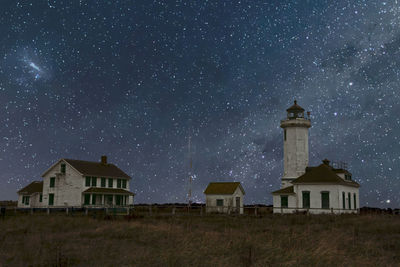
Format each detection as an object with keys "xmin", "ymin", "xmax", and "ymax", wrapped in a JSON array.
[{"xmin": 18, "ymin": 156, "xmax": 134, "ymax": 208}]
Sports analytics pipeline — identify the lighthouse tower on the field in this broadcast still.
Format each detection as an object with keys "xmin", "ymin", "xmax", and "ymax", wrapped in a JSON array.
[{"xmin": 280, "ymin": 100, "xmax": 311, "ymax": 188}]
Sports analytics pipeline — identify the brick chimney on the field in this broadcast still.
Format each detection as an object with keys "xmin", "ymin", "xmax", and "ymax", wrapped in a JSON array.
[{"xmin": 101, "ymin": 155, "xmax": 107, "ymax": 165}]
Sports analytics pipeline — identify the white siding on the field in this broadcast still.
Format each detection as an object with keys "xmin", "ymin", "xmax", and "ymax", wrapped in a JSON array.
[
  {"xmin": 17, "ymin": 193, "xmax": 43, "ymax": 208},
  {"xmin": 272, "ymin": 194, "xmax": 296, "ymax": 214},
  {"xmin": 42, "ymin": 160, "xmax": 84, "ymax": 207},
  {"xmin": 281, "ymin": 118, "xmax": 311, "ymax": 187},
  {"xmin": 273, "ymin": 184, "xmax": 359, "ymax": 214},
  {"xmin": 205, "ymin": 187, "xmax": 244, "ymax": 214}
]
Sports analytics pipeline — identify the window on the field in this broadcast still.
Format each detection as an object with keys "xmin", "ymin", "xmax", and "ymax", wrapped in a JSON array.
[
  {"xmin": 85, "ymin": 176, "xmax": 91, "ymax": 187},
  {"xmin": 50, "ymin": 177, "xmax": 55, "ymax": 188},
  {"xmin": 22, "ymin": 196, "xmax": 30, "ymax": 205},
  {"xmin": 39, "ymin": 194, "xmax": 42, "ymax": 202},
  {"xmin": 84, "ymin": 194, "xmax": 90, "ymax": 205},
  {"xmin": 348, "ymin": 192, "xmax": 351, "ymax": 210},
  {"xmin": 353, "ymin": 193, "xmax": 357, "ymax": 210},
  {"xmin": 116, "ymin": 195, "xmax": 122, "ymax": 206},
  {"xmin": 302, "ymin": 191, "xmax": 310, "ymax": 208},
  {"xmin": 48, "ymin": 194, "xmax": 54, "ymax": 206},
  {"xmin": 321, "ymin": 192, "xmax": 330, "ymax": 209},
  {"xmin": 216, "ymin": 199, "xmax": 224, "ymax": 206},
  {"xmin": 284, "ymin": 130, "xmax": 287, "ymax": 141},
  {"xmin": 92, "ymin": 194, "xmax": 96, "ymax": 205},
  {"xmin": 106, "ymin": 195, "xmax": 113, "ymax": 205},
  {"xmin": 108, "ymin": 178, "xmax": 113, "ymax": 188},
  {"xmin": 101, "ymin": 178, "xmax": 106, "ymax": 187},
  {"xmin": 281, "ymin": 195, "xmax": 288, "ymax": 208},
  {"xmin": 91, "ymin": 177, "xmax": 97, "ymax": 187},
  {"xmin": 60, "ymin": 163, "xmax": 66, "ymax": 174},
  {"xmin": 122, "ymin": 179, "xmax": 127, "ymax": 189},
  {"xmin": 342, "ymin": 192, "xmax": 346, "ymax": 209},
  {"xmin": 117, "ymin": 179, "xmax": 122, "ymax": 188}
]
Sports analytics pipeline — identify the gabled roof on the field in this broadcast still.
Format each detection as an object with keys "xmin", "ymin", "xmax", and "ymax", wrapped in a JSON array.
[
  {"xmin": 42, "ymin": 158, "xmax": 130, "ymax": 179},
  {"xmin": 83, "ymin": 187, "xmax": 134, "ymax": 195},
  {"xmin": 272, "ymin": 186, "xmax": 295, "ymax": 195},
  {"xmin": 64, "ymin": 159, "xmax": 130, "ymax": 179},
  {"xmin": 204, "ymin": 182, "xmax": 245, "ymax": 195},
  {"xmin": 17, "ymin": 181, "xmax": 43, "ymax": 195},
  {"xmin": 292, "ymin": 162, "xmax": 359, "ymax": 187}
]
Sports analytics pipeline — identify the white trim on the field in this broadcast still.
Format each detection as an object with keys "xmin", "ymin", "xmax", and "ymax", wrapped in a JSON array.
[{"xmin": 41, "ymin": 159, "xmax": 83, "ymax": 177}]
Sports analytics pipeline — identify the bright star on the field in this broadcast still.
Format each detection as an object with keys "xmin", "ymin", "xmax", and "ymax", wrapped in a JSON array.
[{"xmin": 29, "ymin": 62, "xmax": 41, "ymax": 72}]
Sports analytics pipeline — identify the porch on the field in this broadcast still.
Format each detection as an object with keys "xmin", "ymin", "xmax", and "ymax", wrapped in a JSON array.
[{"xmin": 82, "ymin": 187, "xmax": 134, "ymax": 207}]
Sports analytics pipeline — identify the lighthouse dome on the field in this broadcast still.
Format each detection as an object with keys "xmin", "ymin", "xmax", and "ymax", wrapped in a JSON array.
[{"xmin": 286, "ymin": 100, "xmax": 305, "ymax": 119}]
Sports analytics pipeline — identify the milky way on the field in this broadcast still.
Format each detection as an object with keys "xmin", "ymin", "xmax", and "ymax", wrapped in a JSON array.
[{"xmin": 1, "ymin": 1, "xmax": 399, "ymax": 207}]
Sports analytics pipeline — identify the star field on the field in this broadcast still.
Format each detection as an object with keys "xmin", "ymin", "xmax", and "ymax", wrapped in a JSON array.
[{"xmin": 1, "ymin": 0, "xmax": 399, "ymax": 207}]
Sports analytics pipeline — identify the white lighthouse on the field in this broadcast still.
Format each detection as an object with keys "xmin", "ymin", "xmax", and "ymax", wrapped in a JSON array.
[{"xmin": 280, "ymin": 100, "xmax": 311, "ymax": 188}]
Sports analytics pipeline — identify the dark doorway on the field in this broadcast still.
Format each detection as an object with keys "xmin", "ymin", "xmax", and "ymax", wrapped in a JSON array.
[{"xmin": 236, "ymin": 197, "xmax": 240, "ymax": 213}]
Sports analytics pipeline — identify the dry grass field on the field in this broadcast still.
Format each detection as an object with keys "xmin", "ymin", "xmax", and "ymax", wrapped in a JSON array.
[{"xmin": 0, "ymin": 213, "xmax": 399, "ymax": 266}]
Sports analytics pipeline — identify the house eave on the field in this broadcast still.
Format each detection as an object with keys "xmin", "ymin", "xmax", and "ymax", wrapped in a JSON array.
[
  {"xmin": 41, "ymin": 159, "xmax": 83, "ymax": 177},
  {"xmin": 291, "ymin": 182, "xmax": 360, "ymax": 188}
]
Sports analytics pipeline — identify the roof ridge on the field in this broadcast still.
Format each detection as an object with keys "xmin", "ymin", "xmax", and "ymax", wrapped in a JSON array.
[{"xmin": 64, "ymin": 158, "xmax": 102, "ymax": 164}]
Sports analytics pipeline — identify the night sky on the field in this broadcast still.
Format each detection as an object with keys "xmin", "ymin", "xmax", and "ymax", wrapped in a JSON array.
[{"xmin": 1, "ymin": 1, "xmax": 399, "ymax": 207}]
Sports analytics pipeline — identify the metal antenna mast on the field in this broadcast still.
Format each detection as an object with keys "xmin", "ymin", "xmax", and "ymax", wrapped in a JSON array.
[{"xmin": 187, "ymin": 136, "xmax": 192, "ymax": 208}]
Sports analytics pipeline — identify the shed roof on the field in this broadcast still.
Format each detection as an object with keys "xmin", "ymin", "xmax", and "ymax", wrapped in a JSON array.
[
  {"xmin": 272, "ymin": 186, "xmax": 295, "ymax": 195},
  {"xmin": 17, "ymin": 181, "xmax": 43, "ymax": 195},
  {"xmin": 292, "ymin": 161, "xmax": 359, "ymax": 187},
  {"xmin": 204, "ymin": 182, "xmax": 245, "ymax": 195},
  {"xmin": 83, "ymin": 187, "xmax": 134, "ymax": 195}
]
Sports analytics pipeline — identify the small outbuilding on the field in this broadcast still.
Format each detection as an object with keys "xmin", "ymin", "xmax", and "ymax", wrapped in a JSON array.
[
  {"xmin": 204, "ymin": 182, "xmax": 245, "ymax": 214},
  {"xmin": 17, "ymin": 181, "xmax": 43, "ymax": 208}
]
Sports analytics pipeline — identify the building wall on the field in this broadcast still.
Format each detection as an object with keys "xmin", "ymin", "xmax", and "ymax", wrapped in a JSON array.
[
  {"xmin": 42, "ymin": 160, "xmax": 83, "ymax": 207},
  {"xmin": 82, "ymin": 176, "xmax": 133, "ymax": 206},
  {"xmin": 281, "ymin": 119, "xmax": 310, "ymax": 187},
  {"xmin": 272, "ymin": 194, "xmax": 296, "ymax": 214},
  {"xmin": 205, "ymin": 188, "xmax": 244, "ymax": 214},
  {"xmin": 17, "ymin": 193, "xmax": 43, "ymax": 208},
  {"xmin": 273, "ymin": 184, "xmax": 359, "ymax": 214}
]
